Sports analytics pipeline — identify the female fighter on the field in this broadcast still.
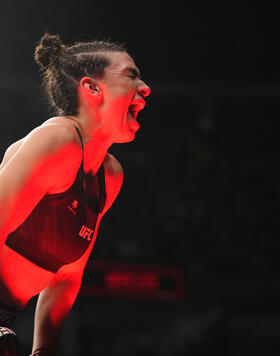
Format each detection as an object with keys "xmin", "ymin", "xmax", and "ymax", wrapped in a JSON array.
[{"xmin": 0, "ymin": 33, "xmax": 150, "ymax": 355}]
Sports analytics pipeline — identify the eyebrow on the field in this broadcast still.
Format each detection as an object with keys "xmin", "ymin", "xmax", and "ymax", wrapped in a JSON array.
[{"xmin": 123, "ymin": 67, "xmax": 141, "ymax": 78}]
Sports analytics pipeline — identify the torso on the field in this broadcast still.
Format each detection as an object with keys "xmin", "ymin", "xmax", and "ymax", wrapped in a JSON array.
[
  {"xmin": 0, "ymin": 117, "xmax": 108, "ymax": 306},
  {"xmin": 0, "ymin": 118, "xmax": 81, "ymax": 305}
]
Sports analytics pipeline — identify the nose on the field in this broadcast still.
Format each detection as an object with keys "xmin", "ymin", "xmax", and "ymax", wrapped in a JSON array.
[{"xmin": 137, "ymin": 81, "xmax": 151, "ymax": 98}]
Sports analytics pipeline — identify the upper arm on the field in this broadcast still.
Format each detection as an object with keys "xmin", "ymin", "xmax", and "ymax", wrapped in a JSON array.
[
  {"xmin": 0, "ymin": 124, "xmax": 81, "ymax": 235},
  {"xmin": 102, "ymin": 153, "xmax": 124, "ymax": 215}
]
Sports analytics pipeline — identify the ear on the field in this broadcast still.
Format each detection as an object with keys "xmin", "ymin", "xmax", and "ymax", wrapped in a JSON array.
[{"xmin": 80, "ymin": 77, "xmax": 101, "ymax": 96}]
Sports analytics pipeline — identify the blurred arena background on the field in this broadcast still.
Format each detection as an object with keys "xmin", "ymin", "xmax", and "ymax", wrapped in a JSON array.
[{"xmin": 0, "ymin": 2, "xmax": 279, "ymax": 355}]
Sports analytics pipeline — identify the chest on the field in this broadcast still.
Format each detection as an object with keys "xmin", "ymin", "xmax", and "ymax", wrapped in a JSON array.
[{"xmin": 84, "ymin": 171, "xmax": 102, "ymax": 212}]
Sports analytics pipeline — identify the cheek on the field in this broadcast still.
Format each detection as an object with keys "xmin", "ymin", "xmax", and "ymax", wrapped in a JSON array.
[
  {"xmin": 103, "ymin": 97, "xmax": 129, "ymax": 125},
  {"xmin": 111, "ymin": 96, "xmax": 131, "ymax": 114},
  {"xmin": 109, "ymin": 81, "xmax": 131, "ymax": 95}
]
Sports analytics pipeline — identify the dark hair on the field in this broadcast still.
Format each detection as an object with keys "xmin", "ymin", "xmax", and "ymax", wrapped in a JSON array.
[{"xmin": 34, "ymin": 33, "xmax": 127, "ymax": 116}]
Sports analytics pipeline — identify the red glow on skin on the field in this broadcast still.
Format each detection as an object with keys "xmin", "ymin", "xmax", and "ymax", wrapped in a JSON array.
[
  {"xmin": 0, "ymin": 246, "xmax": 54, "ymax": 306},
  {"xmin": 0, "ymin": 139, "xmax": 123, "ymax": 307},
  {"xmin": 0, "ymin": 140, "xmax": 82, "ymax": 305},
  {"xmin": 0, "ymin": 51, "xmax": 150, "ymax": 311},
  {"xmin": 46, "ymin": 277, "xmax": 81, "ymax": 327},
  {"xmin": 76, "ymin": 52, "xmax": 150, "ymax": 145},
  {"xmin": 77, "ymin": 84, "xmax": 141, "ymax": 145},
  {"xmin": 1, "ymin": 141, "xmax": 81, "ymax": 237}
]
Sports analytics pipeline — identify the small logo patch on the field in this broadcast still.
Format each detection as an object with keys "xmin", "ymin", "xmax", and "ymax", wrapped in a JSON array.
[
  {"xmin": 79, "ymin": 225, "xmax": 94, "ymax": 241},
  {"xmin": 67, "ymin": 200, "xmax": 79, "ymax": 215},
  {"xmin": 72, "ymin": 200, "xmax": 78, "ymax": 209}
]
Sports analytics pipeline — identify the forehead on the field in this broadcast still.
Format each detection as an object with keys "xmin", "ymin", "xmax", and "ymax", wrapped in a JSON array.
[{"xmin": 105, "ymin": 52, "xmax": 139, "ymax": 74}]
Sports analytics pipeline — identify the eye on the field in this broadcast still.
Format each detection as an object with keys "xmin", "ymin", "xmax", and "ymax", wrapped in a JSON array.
[{"xmin": 128, "ymin": 74, "xmax": 137, "ymax": 79}]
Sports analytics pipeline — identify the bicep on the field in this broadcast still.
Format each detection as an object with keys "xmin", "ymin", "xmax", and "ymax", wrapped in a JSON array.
[{"xmin": 0, "ymin": 133, "xmax": 49, "ymax": 232}]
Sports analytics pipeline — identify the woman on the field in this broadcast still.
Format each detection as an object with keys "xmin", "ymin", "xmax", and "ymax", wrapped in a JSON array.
[{"xmin": 0, "ymin": 33, "xmax": 150, "ymax": 355}]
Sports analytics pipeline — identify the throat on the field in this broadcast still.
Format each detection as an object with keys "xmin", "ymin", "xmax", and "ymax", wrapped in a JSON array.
[{"xmin": 83, "ymin": 143, "xmax": 108, "ymax": 175}]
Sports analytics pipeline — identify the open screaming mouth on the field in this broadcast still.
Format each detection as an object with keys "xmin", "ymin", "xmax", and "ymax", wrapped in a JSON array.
[
  {"xmin": 128, "ymin": 100, "xmax": 146, "ymax": 119},
  {"xmin": 128, "ymin": 104, "xmax": 137, "ymax": 119}
]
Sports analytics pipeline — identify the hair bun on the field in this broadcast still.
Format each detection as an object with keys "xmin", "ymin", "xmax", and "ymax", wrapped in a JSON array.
[{"xmin": 34, "ymin": 33, "xmax": 65, "ymax": 70}]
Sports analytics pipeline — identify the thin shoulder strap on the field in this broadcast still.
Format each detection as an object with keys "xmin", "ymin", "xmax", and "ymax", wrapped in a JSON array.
[
  {"xmin": 74, "ymin": 126, "xmax": 85, "ymax": 188},
  {"xmin": 74, "ymin": 126, "xmax": 84, "ymax": 149}
]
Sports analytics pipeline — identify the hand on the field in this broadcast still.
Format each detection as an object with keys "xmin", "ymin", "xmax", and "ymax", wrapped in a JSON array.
[{"xmin": 0, "ymin": 327, "xmax": 21, "ymax": 355}]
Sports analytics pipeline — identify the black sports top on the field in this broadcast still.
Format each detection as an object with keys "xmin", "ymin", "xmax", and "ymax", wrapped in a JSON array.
[{"xmin": 5, "ymin": 126, "xmax": 106, "ymax": 273}]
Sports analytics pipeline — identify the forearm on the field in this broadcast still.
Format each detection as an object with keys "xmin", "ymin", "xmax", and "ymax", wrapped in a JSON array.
[
  {"xmin": 32, "ymin": 278, "xmax": 81, "ymax": 354},
  {"xmin": 0, "ymin": 198, "xmax": 12, "ymax": 252}
]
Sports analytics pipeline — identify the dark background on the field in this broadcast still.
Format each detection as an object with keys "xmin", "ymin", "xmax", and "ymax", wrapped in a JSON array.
[{"xmin": 1, "ymin": 1, "xmax": 279, "ymax": 355}]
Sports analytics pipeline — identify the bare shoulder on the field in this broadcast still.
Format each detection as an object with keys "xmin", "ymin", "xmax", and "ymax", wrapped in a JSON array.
[
  {"xmin": 101, "ymin": 154, "xmax": 124, "ymax": 215},
  {"xmin": 0, "ymin": 122, "xmax": 82, "ymax": 233},
  {"xmin": 0, "ymin": 122, "xmax": 82, "ymax": 195},
  {"xmin": 0, "ymin": 122, "xmax": 79, "ymax": 172},
  {"xmin": 37, "ymin": 120, "xmax": 80, "ymax": 146},
  {"xmin": 103, "ymin": 153, "xmax": 124, "ymax": 177},
  {"xmin": 13, "ymin": 120, "xmax": 78, "ymax": 152},
  {"xmin": 11, "ymin": 123, "xmax": 80, "ymax": 174}
]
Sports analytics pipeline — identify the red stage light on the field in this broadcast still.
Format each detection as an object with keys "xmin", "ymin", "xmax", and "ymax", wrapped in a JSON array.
[
  {"xmin": 104, "ymin": 271, "xmax": 160, "ymax": 290},
  {"xmin": 81, "ymin": 260, "xmax": 185, "ymax": 302}
]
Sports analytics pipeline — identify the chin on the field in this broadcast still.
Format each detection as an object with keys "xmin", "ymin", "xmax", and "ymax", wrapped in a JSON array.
[
  {"xmin": 116, "ymin": 134, "xmax": 135, "ymax": 144},
  {"xmin": 114, "ymin": 121, "xmax": 138, "ymax": 143}
]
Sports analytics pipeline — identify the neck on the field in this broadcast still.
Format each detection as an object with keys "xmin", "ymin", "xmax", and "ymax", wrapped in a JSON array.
[{"xmin": 66, "ymin": 107, "xmax": 112, "ymax": 175}]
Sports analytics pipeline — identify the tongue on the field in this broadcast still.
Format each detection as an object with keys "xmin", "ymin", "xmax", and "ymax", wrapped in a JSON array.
[{"xmin": 127, "ymin": 114, "xmax": 140, "ymax": 131}]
